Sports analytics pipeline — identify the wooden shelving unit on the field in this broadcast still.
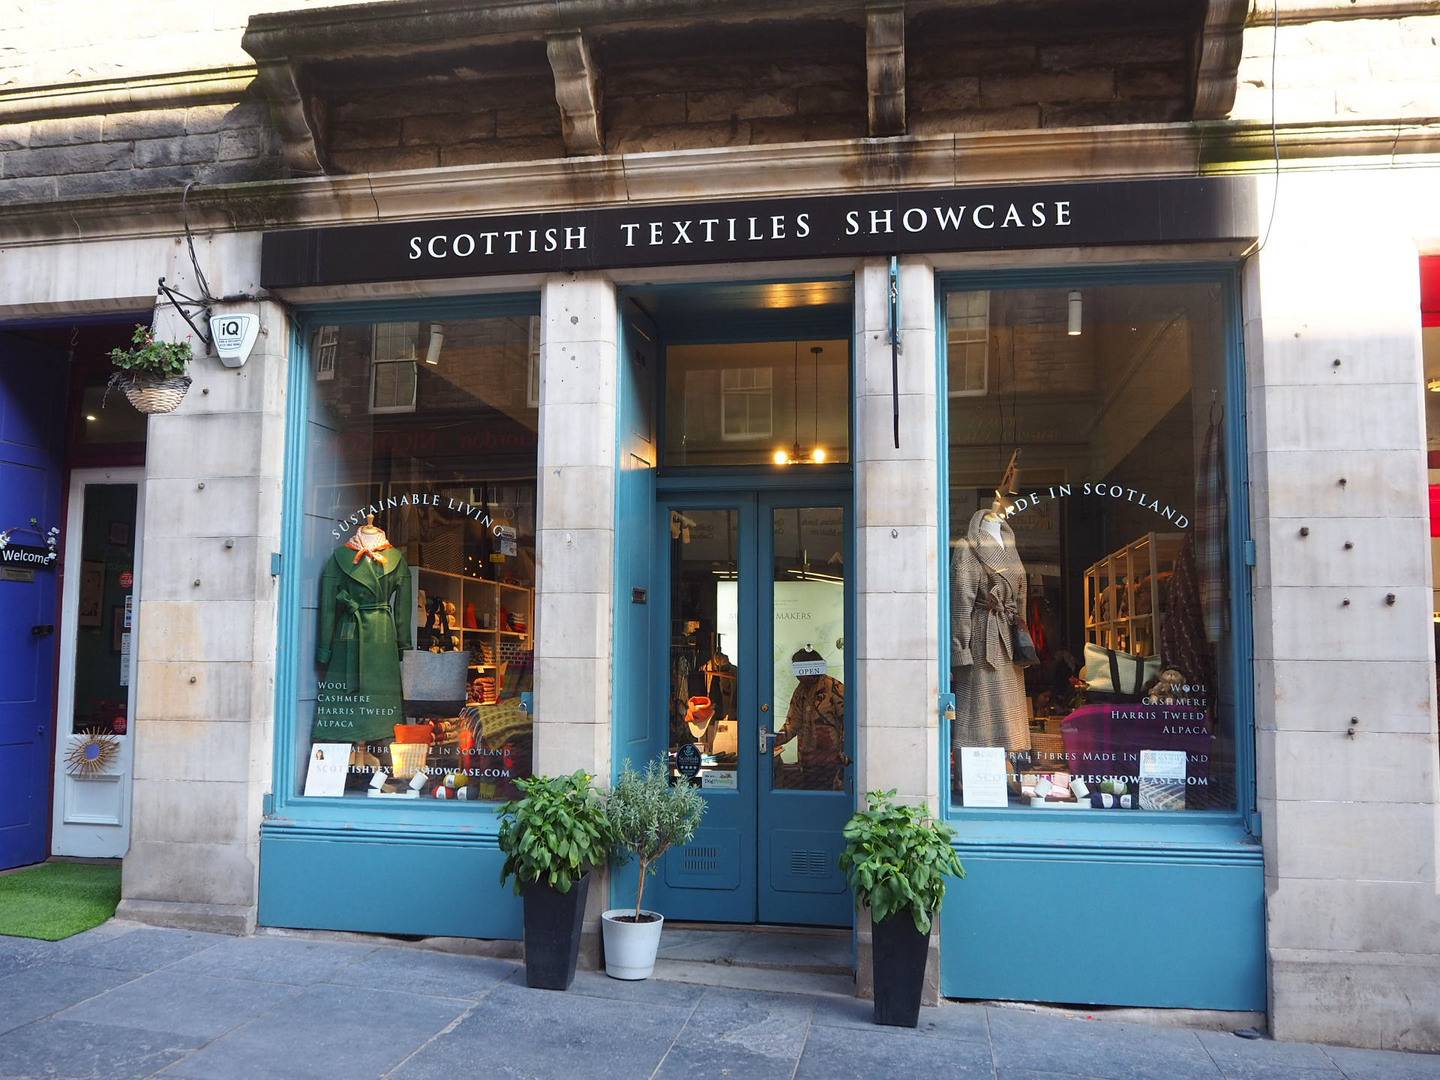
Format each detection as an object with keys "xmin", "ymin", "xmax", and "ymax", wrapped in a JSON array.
[
  {"xmin": 411, "ymin": 566, "xmax": 533, "ymax": 699},
  {"xmin": 1083, "ymin": 532, "xmax": 1183, "ymax": 657}
]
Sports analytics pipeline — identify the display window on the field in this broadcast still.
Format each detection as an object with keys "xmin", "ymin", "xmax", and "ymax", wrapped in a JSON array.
[
  {"xmin": 941, "ymin": 275, "xmax": 1243, "ymax": 814},
  {"xmin": 290, "ymin": 307, "xmax": 537, "ymax": 805}
]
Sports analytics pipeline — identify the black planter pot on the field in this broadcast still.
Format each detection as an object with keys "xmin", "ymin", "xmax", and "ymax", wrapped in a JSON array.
[
  {"xmin": 522, "ymin": 871, "xmax": 592, "ymax": 991},
  {"xmin": 871, "ymin": 913, "xmax": 931, "ymax": 1027}
]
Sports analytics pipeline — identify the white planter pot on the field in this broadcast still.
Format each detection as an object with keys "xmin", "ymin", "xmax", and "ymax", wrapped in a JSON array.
[{"xmin": 601, "ymin": 908, "xmax": 664, "ymax": 980}]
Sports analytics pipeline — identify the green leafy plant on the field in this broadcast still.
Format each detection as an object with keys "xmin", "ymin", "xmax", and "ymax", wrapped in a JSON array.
[
  {"xmin": 838, "ymin": 790, "xmax": 965, "ymax": 934},
  {"xmin": 498, "ymin": 771, "xmax": 614, "ymax": 894},
  {"xmin": 108, "ymin": 324, "xmax": 192, "ymax": 379},
  {"xmin": 605, "ymin": 757, "xmax": 706, "ymax": 920}
]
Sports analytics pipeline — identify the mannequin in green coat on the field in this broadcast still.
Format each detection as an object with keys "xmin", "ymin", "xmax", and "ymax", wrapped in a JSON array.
[{"xmin": 313, "ymin": 517, "xmax": 413, "ymax": 745}]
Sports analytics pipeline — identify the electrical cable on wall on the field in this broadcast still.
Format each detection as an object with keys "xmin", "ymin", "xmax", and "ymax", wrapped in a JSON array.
[
  {"xmin": 1242, "ymin": 0, "xmax": 1282, "ymax": 262},
  {"xmin": 155, "ymin": 181, "xmax": 275, "ymax": 352}
]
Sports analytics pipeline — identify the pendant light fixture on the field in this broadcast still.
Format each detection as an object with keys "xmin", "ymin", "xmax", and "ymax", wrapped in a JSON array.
[{"xmin": 773, "ymin": 342, "xmax": 826, "ymax": 466}]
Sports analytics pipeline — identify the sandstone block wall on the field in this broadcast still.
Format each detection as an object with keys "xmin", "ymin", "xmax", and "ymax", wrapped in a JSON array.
[{"xmin": 0, "ymin": 96, "xmax": 283, "ymax": 204}]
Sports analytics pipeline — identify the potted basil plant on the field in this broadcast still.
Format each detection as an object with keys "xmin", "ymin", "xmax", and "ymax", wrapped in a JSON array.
[
  {"xmin": 839, "ymin": 789, "xmax": 966, "ymax": 1027},
  {"xmin": 601, "ymin": 757, "xmax": 705, "ymax": 980},
  {"xmin": 108, "ymin": 323, "xmax": 194, "ymax": 414},
  {"xmin": 498, "ymin": 771, "xmax": 614, "ymax": 991}
]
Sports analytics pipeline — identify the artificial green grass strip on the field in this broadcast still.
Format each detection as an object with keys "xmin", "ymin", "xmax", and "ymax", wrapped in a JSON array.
[{"xmin": 0, "ymin": 861, "xmax": 121, "ymax": 941}]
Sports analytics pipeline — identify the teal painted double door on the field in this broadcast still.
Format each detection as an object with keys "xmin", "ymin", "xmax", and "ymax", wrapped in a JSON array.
[{"xmin": 647, "ymin": 490, "xmax": 854, "ymax": 927}]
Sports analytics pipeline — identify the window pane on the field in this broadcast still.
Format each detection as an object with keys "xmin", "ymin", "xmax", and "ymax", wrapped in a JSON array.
[
  {"xmin": 947, "ymin": 282, "xmax": 1234, "ymax": 814},
  {"xmin": 297, "ymin": 316, "xmax": 537, "ymax": 804},
  {"xmin": 666, "ymin": 340, "xmax": 849, "ymax": 465}
]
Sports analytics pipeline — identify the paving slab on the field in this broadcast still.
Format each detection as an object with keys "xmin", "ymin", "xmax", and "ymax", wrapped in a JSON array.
[
  {"xmin": 163, "ymin": 933, "xmax": 379, "ymax": 986},
  {"xmin": 162, "ymin": 983, "xmax": 471, "ymax": 1080},
  {"xmin": 794, "ymin": 1021, "xmax": 998, "ymax": 1080},
  {"xmin": 0, "ymin": 1016, "xmax": 196, "ymax": 1079},
  {"xmin": 56, "ymin": 969, "xmax": 301, "ymax": 1040},
  {"xmin": 811, "ymin": 993, "xmax": 991, "ymax": 1043},
  {"xmin": 391, "ymin": 979, "xmax": 695, "ymax": 1080},
  {"xmin": 1320, "ymin": 1044, "xmax": 1440, "ymax": 1080},
  {"xmin": 328, "ymin": 944, "xmax": 517, "ymax": 1001},
  {"xmin": 46, "ymin": 925, "xmax": 223, "ymax": 974},
  {"xmin": 1195, "ymin": 1028, "xmax": 1344, "ymax": 1079},
  {"xmin": 986, "ymin": 1006, "xmax": 1223, "ymax": 1080},
  {"xmin": 652, "ymin": 987, "xmax": 815, "ymax": 1080},
  {"xmin": 0, "ymin": 962, "xmax": 138, "ymax": 1036}
]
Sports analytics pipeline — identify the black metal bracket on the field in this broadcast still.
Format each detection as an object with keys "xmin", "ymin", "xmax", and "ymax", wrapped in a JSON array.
[
  {"xmin": 156, "ymin": 276, "xmax": 212, "ymax": 352},
  {"xmin": 888, "ymin": 255, "xmax": 901, "ymax": 450}
]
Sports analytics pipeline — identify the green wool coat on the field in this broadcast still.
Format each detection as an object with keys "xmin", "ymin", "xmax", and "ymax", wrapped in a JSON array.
[{"xmin": 314, "ymin": 545, "xmax": 413, "ymax": 744}]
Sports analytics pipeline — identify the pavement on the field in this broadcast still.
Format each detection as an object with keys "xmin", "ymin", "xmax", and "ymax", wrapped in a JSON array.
[{"xmin": 0, "ymin": 921, "xmax": 1437, "ymax": 1080}]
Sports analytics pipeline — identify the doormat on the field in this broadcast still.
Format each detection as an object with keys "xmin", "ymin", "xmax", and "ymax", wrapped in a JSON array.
[{"xmin": 0, "ymin": 861, "xmax": 121, "ymax": 940}]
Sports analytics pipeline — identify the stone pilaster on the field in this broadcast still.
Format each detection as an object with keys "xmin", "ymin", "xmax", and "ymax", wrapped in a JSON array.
[
  {"xmin": 1246, "ymin": 168, "xmax": 1440, "ymax": 1051},
  {"xmin": 852, "ymin": 256, "xmax": 942, "ymax": 1001},
  {"xmin": 118, "ymin": 294, "xmax": 287, "ymax": 935},
  {"xmin": 531, "ymin": 271, "xmax": 620, "ymax": 966}
]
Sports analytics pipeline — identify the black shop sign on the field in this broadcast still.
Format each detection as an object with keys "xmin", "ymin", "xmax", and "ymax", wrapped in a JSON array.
[{"xmin": 261, "ymin": 177, "xmax": 1253, "ymax": 288}]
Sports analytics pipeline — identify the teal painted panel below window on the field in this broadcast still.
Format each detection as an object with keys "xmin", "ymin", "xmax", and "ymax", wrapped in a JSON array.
[
  {"xmin": 939, "ymin": 852, "xmax": 1265, "ymax": 1011},
  {"xmin": 259, "ymin": 831, "xmax": 521, "ymax": 940}
]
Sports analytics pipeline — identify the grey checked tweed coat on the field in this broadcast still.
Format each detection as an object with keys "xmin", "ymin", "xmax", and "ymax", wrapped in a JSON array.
[{"xmin": 950, "ymin": 509, "xmax": 1032, "ymax": 754}]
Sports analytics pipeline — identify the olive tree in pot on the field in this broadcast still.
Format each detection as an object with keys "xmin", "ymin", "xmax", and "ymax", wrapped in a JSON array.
[
  {"xmin": 839, "ymin": 790, "xmax": 966, "ymax": 1027},
  {"xmin": 498, "ymin": 771, "xmax": 614, "ymax": 991},
  {"xmin": 107, "ymin": 324, "xmax": 194, "ymax": 415},
  {"xmin": 601, "ymin": 758, "xmax": 705, "ymax": 980}
]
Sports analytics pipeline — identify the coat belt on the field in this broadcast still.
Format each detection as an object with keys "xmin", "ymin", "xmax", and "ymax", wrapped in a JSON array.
[{"xmin": 337, "ymin": 595, "xmax": 395, "ymax": 693}]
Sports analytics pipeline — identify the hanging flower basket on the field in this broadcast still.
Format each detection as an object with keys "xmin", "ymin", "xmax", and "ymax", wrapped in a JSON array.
[
  {"xmin": 107, "ymin": 324, "xmax": 194, "ymax": 415},
  {"xmin": 110, "ymin": 371, "xmax": 193, "ymax": 415}
]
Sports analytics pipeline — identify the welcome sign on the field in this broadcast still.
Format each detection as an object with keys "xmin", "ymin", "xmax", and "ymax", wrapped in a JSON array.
[
  {"xmin": 0, "ymin": 544, "xmax": 57, "ymax": 570},
  {"xmin": 261, "ymin": 177, "xmax": 1253, "ymax": 288}
]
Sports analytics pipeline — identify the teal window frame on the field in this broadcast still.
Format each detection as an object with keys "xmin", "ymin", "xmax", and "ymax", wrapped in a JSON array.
[
  {"xmin": 934, "ymin": 265, "xmax": 1260, "ymax": 845},
  {"xmin": 267, "ymin": 293, "xmax": 541, "ymax": 834}
]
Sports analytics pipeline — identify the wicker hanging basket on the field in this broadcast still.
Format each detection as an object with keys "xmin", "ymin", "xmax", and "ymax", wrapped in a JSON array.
[{"xmin": 111, "ymin": 371, "xmax": 192, "ymax": 415}]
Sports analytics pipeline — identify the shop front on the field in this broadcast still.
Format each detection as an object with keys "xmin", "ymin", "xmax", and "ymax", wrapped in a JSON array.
[{"xmin": 251, "ymin": 174, "xmax": 1264, "ymax": 1011}]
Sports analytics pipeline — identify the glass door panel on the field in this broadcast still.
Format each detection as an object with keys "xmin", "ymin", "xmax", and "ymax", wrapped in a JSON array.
[
  {"xmin": 758, "ymin": 500, "xmax": 852, "ymax": 926},
  {"xmin": 653, "ymin": 501, "xmax": 757, "ymax": 923},
  {"xmin": 666, "ymin": 509, "xmax": 742, "ymax": 787},
  {"xmin": 768, "ymin": 506, "xmax": 848, "ymax": 791},
  {"xmin": 52, "ymin": 476, "xmax": 140, "ymax": 858}
]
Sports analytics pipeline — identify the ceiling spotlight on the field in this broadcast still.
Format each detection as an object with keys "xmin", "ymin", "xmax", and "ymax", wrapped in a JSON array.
[
  {"xmin": 84, "ymin": 414, "xmax": 97, "ymax": 422},
  {"xmin": 1428, "ymin": 378, "xmax": 1440, "ymax": 393},
  {"xmin": 424, "ymin": 323, "xmax": 444, "ymax": 366}
]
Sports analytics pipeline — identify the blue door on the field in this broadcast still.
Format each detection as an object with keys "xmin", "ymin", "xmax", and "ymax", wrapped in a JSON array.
[
  {"xmin": 648, "ymin": 491, "xmax": 852, "ymax": 926},
  {"xmin": 0, "ymin": 334, "xmax": 67, "ymax": 870}
]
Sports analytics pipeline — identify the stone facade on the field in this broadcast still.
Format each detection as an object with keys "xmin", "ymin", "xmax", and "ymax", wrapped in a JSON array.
[{"xmin": 2, "ymin": 0, "xmax": 1440, "ymax": 1054}]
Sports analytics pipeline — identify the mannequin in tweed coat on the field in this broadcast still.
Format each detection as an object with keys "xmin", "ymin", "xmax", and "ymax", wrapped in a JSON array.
[{"xmin": 950, "ymin": 508, "xmax": 1032, "ymax": 756}]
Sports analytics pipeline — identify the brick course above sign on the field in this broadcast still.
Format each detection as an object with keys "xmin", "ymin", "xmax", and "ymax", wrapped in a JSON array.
[{"xmin": 260, "ymin": 177, "xmax": 1255, "ymax": 288}]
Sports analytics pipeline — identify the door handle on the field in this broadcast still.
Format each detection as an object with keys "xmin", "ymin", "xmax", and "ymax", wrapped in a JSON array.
[
  {"xmin": 31, "ymin": 624, "xmax": 54, "ymax": 638},
  {"xmin": 758, "ymin": 728, "xmax": 777, "ymax": 754}
]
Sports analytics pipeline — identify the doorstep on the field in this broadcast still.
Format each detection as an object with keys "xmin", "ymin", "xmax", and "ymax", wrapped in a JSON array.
[{"xmin": 652, "ymin": 922, "xmax": 855, "ymax": 998}]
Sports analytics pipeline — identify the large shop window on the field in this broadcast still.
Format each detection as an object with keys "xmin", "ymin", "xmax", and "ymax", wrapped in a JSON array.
[
  {"xmin": 943, "ymin": 278, "xmax": 1239, "ymax": 814},
  {"xmin": 293, "ymin": 312, "xmax": 536, "ymax": 805}
]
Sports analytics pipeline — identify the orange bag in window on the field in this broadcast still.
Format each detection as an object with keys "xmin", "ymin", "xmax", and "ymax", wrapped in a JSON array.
[{"xmin": 393, "ymin": 724, "xmax": 434, "ymax": 744}]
